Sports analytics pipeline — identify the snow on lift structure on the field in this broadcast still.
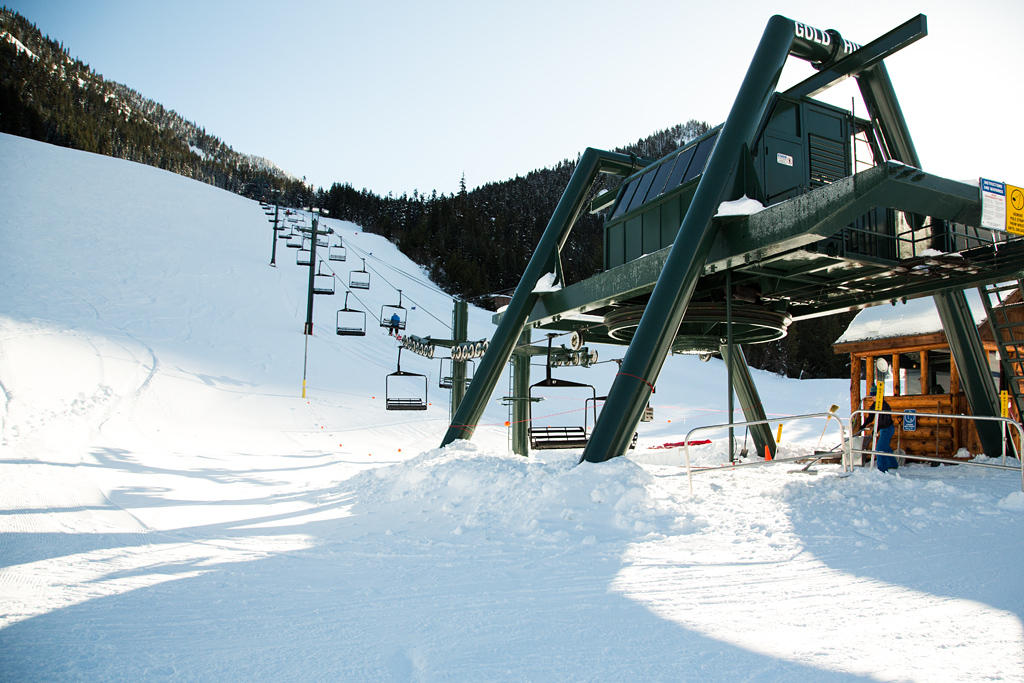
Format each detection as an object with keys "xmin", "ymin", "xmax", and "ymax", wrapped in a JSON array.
[
  {"xmin": 313, "ymin": 263, "xmax": 336, "ymax": 295},
  {"xmin": 380, "ymin": 290, "xmax": 408, "ymax": 332},
  {"xmin": 336, "ymin": 292, "xmax": 366, "ymax": 336},
  {"xmin": 527, "ymin": 335, "xmax": 597, "ymax": 450},
  {"xmin": 350, "ymin": 257, "xmax": 371, "ymax": 290},
  {"xmin": 386, "ymin": 345, "xmax": 428, "ymax": 411},
  {"xmin": 328, "ymin": 237, "xmax": 347, "ymax": 262},
  {"xmin": 296, "ymin": 239, "xmax": 312, "ymax": 266}
]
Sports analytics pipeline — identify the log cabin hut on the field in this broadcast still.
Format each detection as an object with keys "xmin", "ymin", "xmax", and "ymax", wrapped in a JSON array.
[{"xmin": 833, "ymin": 291, "xmax": 1016, "ymax": 460}]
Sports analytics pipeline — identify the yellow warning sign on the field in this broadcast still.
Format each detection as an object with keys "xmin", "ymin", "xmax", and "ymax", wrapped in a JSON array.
[{"xmin": 1008, "ymin": 184, "xmax": 1024, "ymax": 235}]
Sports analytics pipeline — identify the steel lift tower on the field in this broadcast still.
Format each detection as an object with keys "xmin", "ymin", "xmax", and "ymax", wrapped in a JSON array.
[{"xmin": 441, "ymin": 14, "xmax": 1024, "ymax": 462}]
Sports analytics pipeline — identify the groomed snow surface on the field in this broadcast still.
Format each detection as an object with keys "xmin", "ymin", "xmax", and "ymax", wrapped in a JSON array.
[{"xmin": 1, "ymin": 133, "xmax": 1022, "ymax": 681}]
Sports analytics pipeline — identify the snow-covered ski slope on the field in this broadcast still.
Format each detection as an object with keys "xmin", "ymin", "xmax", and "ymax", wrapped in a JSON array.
[{"xmin": 1, "ymin": 133, "xmax": 1022, "ymax": 681}]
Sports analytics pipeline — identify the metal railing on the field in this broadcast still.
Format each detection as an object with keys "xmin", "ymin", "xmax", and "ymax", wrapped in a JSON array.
[
  {"xmin": 849, "ymin": 409, "xmax": 1024, "ymax": 492},
  {"xmin": 682, "ymin": 412, "xmax": 847, "ymax": 494}
]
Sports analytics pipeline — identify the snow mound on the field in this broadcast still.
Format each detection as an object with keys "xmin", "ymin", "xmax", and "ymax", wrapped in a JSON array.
[
  {"xmin": 715, "ymin": 195, "xmax": 764, "ymax": 217},
  {"xmin": 347, "ymin": 441, "xmax": 689, "ymax": 543},
  {"xmin": 998, "ymin": 490, "xmax": 1024, "ymax": 511}
]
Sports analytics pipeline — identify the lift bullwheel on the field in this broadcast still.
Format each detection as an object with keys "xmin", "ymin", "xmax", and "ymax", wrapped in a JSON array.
[{"xmin": 603, "ymin": 302, "xmax": 791, "ymax": 353}]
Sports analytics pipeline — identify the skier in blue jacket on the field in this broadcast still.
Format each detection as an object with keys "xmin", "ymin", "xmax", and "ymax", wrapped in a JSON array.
[{"xmin": 862, "ymin": 387, "xmax": 898, "ymax": 472}]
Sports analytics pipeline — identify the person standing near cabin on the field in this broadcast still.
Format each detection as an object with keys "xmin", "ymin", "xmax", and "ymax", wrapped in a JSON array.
[
  {"xmin": 862, "ymin": 386, "xmax": 898, "ymax": 472},
  {"xmin": 389, "ymin": 312, "xmax": 401, "ymax": 337}
]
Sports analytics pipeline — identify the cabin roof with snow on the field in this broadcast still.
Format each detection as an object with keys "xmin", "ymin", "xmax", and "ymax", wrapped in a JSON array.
[{"xmin": 834, "ymin": 290, "xmax": 988, "ymax": 347}]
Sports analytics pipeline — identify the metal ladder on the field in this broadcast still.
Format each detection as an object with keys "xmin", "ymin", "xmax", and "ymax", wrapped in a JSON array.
[{"xmin": 979, "ymin": 280, "xmax": 1024, "ymax": 450}]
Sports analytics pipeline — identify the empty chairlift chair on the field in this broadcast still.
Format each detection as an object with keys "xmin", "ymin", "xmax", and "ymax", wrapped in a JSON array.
[
  {"xmin": 439, "ymin": 357, "xmax": 475, "ymax": 389},
  {"xmin": 527, "ymin": 336, "xmax": 598, "ymax": 450},
  {"xmin": 386, "ymin": 346, "xmax": 428, "ymax": 411},
  {"xmin": 328, "ymin": 237, "xmax": 346, "ymax": 262},
  {"xmin": 313, "ymin": 263, "xmax": 335, "ymax": 295},
  {"xmin": 296, "ymin": 240, "xmax": 313, "ymax": 266},
  {"xmin": 336, "ymin": 292, "xmax": 366, "ymax": 336},
  {"xmin": 349, "ymin": 258, "xmax": 371, "ymax": 290}
]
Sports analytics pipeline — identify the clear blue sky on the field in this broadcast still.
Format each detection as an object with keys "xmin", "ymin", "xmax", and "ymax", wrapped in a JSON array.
[{"xmin": 7, "ymin": 0, "xmax": 1024, "ymax": 196}]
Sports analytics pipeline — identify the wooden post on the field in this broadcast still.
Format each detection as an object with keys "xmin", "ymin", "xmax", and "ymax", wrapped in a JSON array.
[
  {"xmin": 921, "ymin": 349, "xmax": 930, "ymax": 395},
  {"xmin": 950, "ymin": 356, "xmax": 962, "ymax": 453},
  {"xmin": 892, "ymin": 353, "xmax": 901, "ymax": 396},
  {"xmin": 851, "ymin": 355, "xmax": 862, "ymax": 432},
  {"xmin": 866, "ymin": 355, "xmax": 875, "ymax": 397}
]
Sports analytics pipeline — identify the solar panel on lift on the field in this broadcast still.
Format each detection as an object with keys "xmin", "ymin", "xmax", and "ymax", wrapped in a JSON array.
[
  {"xmin": 610, "ymin": 177, "xmax": 641, "ymax": 220},
  {"xmin": 624, "ymin": 169, "xmax": 657, "ymax": 214},
  {"xmin": 682, "ymin": 131, "xmax": 719, "ymax": 185},
  {"xmin": 644, "ymin": 156, "xmax": 678, "ymax": 204},
  {"xmin": 664, "ymin": 145, "xmax": 696, "ymax": 192}
]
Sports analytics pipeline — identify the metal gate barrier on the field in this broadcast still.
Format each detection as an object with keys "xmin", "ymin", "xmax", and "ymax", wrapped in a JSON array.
[
  {"xmin": 682, "ymin": 412, "xmax": 847, "ymax": 493},
  {"xmin": 849, "ymin": 409, "xmax": 1024, "ymax": 492}
]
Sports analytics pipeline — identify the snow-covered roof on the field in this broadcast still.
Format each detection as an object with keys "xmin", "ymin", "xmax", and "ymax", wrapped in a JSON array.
[{"xmin": 834, "ymin": 290, "xmax": 987, "ymax": 345}]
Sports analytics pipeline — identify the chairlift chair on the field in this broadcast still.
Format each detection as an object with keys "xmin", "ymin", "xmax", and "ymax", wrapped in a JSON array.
[
  {"xmin": 380, "ymin": 290, "xmax": 407, "ymax": 333},
  {"xmin": 386, "ymin": 346, "xmax": 428, "ymax": 411},
  {"xmin": 313, "ymin": 264, "xmax": 336, "ymax": 295},
  {"xmin": 349, "ymin": 258, "xmax": 371, "ymax": 290},
  {"xmin": 336, "ymin": 292, "xmax": 366, "ymax": 336},
  {"xmin": 296, "ymin": 244, "xmax": 313, "ymax": 266},
  {"xmin": 328, "ymin": 239, "xmax": 347, "ymax": 261},
  {"xmin": 439, "ymin": 357, "xmax": 475, "ymax": 389},
  {"xmin": 527, "ymin": 335, "xmax": 597, "ymax": 450},
  {"xmin": 285, "ymin": 232, "xmax": 303, "ymax": 248}
]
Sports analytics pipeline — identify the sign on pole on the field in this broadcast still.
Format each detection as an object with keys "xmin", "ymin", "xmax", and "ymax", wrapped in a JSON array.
[
  {"xmin": 902, "ymin": 409, "xmax": 917, "ymax": 432},
  {"xmin": 1008, "ymin": 184, "xmax": 1024, "ymax": 235},
  {"xmin": 980, "ymin": 178, "xmax": 1024, "ymax": 235},
  {"xmin": 981, "ymin": 178, "xmax": 1006, "ymax": 230}
]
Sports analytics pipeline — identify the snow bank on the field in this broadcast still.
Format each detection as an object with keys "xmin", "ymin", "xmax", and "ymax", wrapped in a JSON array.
[{"xmin": 349, "ymin": 441, "xmax": 688, "ymax": 543}]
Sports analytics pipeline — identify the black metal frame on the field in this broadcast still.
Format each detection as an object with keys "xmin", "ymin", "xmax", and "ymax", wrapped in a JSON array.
[
  {"xmin": 386, "ymin": 346, "xmax": 428, "ymax": 411},
  {"xmin": 336, "ymin": 292, "xmax": 366, "ymax": 336}
]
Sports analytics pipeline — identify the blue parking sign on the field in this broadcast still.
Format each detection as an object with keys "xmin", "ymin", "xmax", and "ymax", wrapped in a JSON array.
[{"xmin": 903, "ymin": 409, "xmax": 917, "ymax": 432}]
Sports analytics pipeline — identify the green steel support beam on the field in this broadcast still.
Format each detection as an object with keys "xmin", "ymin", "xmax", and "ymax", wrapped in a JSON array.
[
  {"xmin": 511, "ymin": 328, "xmax": 531, "ymax": 456},
  {"xmin": 857, "ymin": 64, "xmax": 922, "ymax": 169},
  {"xmin": 581, "ymin": 15, "xmax": 804, "ymax": 463},
  {"xmin": 722, "ymin": 343, "xmax": 775, "ymax": 458},
  {"xmin": 705, "ymin": 162, "xmax": 982, "ymax": 273},
  {"xmin": 440, "ymin": 148, "xmax": 639, "ymax": 448},
  {"xmin": 303, "ymin": 212, "xmax": 320, "ymax": 336},
  {"xmin": 784, "ymin": 15, "xmax": 926, "ymax": 100},
  {"xmin": 509, "ymin": 163, "xmax": 986, "ymax": 332},
  {"xmin": 522, "ymin": 248, "xmax": 670, "ymax": 327},
  {"xmin": 450, "ymin": 300, "xmax": 469, "ymax": 422},
  {"xmin": 933, "ymin": 290, "xmax": 1003, "ymax": 456},
  {"xmin": 852, "ymin": 41, "xmax": 1003, "ymax": 446},
  {"xmin": 726, "ymin": 269, "xmax": 735, "ymax": 459}
]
